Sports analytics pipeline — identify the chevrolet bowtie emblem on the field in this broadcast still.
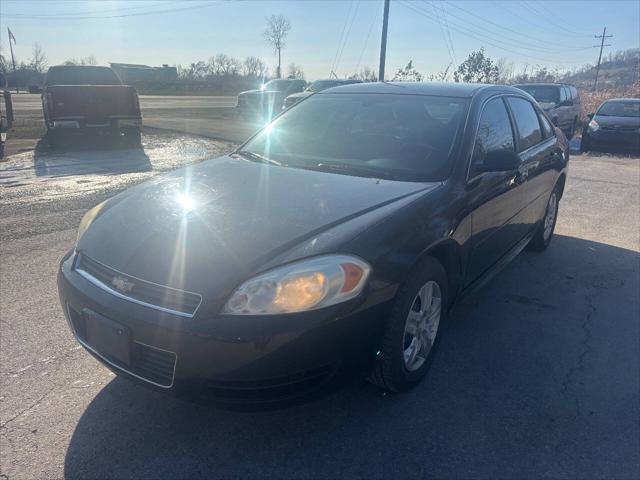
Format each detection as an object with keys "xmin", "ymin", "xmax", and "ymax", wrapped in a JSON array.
[{"xmin": 111, "ymin": 275, "xmax": 135, "ymax": 293}]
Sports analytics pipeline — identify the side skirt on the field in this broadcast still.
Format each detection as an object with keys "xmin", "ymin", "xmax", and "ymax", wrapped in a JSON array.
[{"xmin": 454, "ymin": 231, "xmax": 535, "ymax": 307}]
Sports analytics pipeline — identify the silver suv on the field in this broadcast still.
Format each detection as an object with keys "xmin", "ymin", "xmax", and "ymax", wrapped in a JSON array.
[{"xmin": 514, "ymin": 83, "xmax": 581, "ymax": 138}]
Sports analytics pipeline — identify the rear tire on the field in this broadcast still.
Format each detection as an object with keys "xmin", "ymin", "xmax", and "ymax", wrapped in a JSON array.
[
  {"xmin": 368, "ymin": 257, "xmax": 448, "ymax": 393},
  {"xmin": 528, "ymin": 185, "xmax": 560, "ymax": 252},
  {"xmin": 122, "ymin": 128, "xmax": 141, "ymax": 148},
  {"xmin": 49, "ymin": 130, "xmax": 65, "ymax": 150}
]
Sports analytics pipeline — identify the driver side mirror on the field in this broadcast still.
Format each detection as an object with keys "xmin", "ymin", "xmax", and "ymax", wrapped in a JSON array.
[
  {"xmin": 482, "ymin": 149, "xmax": 521, "ymax": 172},
  {"xmin": 587, "ymin": 112, "xmax": 595, "ymax": 119}
]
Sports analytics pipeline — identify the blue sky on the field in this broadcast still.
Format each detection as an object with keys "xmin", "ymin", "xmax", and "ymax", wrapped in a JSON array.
[{"xmin": 1, "ymin": 0, "xmax": 638, "ymax": 79}]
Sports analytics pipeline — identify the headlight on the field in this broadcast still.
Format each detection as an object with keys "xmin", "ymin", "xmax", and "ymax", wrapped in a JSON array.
[
  {"xmin": 77, "ymin": 201, "xmax": 106, "ymax": 243},
  {"xmin": 588, "ymin": 119, "xmax": 599, "ymax": 132},
  {"xmin": 222, "ymin": 255, "xmax": 371, "ymax": 315}
]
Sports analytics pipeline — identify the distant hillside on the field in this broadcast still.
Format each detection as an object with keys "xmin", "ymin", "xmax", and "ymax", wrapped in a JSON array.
[{"xmin": 561, "ymin": 49, "xmax": 640, "ymax": 89}]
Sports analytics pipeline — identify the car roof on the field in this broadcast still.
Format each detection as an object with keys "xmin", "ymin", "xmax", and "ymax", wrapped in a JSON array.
[
  {"xmin": 513, "ymin": 82, "xmax": 576, "ymax": 87},
  {"xmin": 601, "ymin": 97, "xmax": 640, "ymax": 103},
  {"xmin": 320, "ymin": 81, "xmax": 521, "ymax": 98}
]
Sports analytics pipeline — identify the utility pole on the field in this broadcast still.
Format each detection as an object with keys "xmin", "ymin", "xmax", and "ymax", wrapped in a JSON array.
[
  {"xmin": 7, "ymin": 28, "xmax": 16, "ymax": 72},
  {"xmin": 378, "ymin": 0, "xmax": 390, "ymax": 82},
  {"xmin": 593, "ymin": 26, "xmax": 612, "ymax": 92}
]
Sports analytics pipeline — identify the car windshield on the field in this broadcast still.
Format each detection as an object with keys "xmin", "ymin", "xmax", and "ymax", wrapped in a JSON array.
[
  {"xmin": 44, "ymin": 66, "xmax": 122, "ymax": 86},
  {"xmin": 238, "ymin": 93, "xmax": 469, "ymax": 182},
  {"xmin": 597, "ymin": 100, "xmax": 640, "ymax": 117},
  {"xmin": 262, "ymin": 80, "xmax": 293, "ymax": 92},
  {"xmin": 516, "ymin": 85, "xmax": 560, "ymax": 105}
]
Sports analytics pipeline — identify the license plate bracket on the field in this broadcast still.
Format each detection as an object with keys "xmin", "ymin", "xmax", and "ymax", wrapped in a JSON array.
[{"xmin": 83, "ymin": 310, "xmax": 131, "ymax": 365}]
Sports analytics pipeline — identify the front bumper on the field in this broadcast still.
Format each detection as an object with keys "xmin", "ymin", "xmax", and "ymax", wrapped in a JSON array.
[
  {"xmin": 57, "ymin": 251, "xmax": 387, "ymax": 403},
  {"xmin": 49, "ymin": 116, "xmax": 142, "ymax": 131},
  {"xmin": 582, "ymin": 129, "xmax": 640, "ymax": 152}
]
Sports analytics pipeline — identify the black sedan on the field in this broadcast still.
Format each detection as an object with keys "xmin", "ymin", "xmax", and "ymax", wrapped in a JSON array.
[
  {"xmin": 58, "ymin": 83, "xmax": 568, "ymax": 402},
  {"xmin": 581, "ymin": 98, "xmax": 640, "ymax": 153}
]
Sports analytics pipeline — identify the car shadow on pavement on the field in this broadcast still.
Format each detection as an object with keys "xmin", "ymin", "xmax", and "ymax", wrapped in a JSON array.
[
  {"xmin": 63, "ymin": 235, "xmax": 639, "ymax": 479},
  {"xmin": 33, "ymin": 135, "xmax": 152, "ymax": 177}
]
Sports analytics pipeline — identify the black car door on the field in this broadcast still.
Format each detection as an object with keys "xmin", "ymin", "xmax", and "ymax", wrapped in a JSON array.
[
  {"xmin": 464, "ymin": 96, "xmax": 528, "ymax": 285},
  {"xmin": 505, "ymin": 97, "xmax": 561, "ymax": 230}
]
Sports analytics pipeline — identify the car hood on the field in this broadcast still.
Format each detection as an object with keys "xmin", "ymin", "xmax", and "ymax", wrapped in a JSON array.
[
  {"xmin": 238, "ymin": 89, "xmax": 282, "ymax": 97},
  {"xmin": 79, "ymin": 156, "xmax": 434, "ymax": 300},
  {"xmin": 593, "ymin": 114, "xmax": 640, "ymax": 128}
]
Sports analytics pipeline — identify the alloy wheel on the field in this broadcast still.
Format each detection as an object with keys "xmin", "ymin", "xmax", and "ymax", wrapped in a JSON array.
[{"xmin": 403, "ymin": 280, "xmax": 442, "ymax": 372}]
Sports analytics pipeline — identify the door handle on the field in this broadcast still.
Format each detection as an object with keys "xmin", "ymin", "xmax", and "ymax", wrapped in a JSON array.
[{"xmin": 514, "ymin": 166, "xmax": 528, "ymax": 184}]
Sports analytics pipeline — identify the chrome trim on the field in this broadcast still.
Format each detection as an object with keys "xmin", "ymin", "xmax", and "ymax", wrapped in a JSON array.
[
  {"xmin": 75, "ymin": 257, "xmax": 202, "ymax": 318},
  {"xmin": 66, "ymin": 304, "xmax": 177, "ymax": 389}
]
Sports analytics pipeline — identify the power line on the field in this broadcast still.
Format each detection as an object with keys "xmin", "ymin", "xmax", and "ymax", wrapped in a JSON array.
[
  {"xmin": 3, "ymin": 1, "xmax": 182, "ymax": 18},
  {"xmin": 397, "ymin": 1, "xmax": 586, "ymax": 65},
  {"xmin": 428, "ymin": 1, "xmax": 455, "ymax": 66},
  {"xmin": 419, "ymin": 0, "xmax": 593, "ymax": 54},
  {"xmin": 1, "ymin": 1, "xmax": 236, "ymax": 20},
  {"xmin": 441, "ymin": 0, "xmax": 588, "ymax": 51},
  {"xmin": 330, "ymin": 0, "xmax": 355, "ymax": 76},
  {"xmin": 500, "ymin": 1, "xmax": 592, "ymax": 39},
  {"xmin": 355, "ymin": 1, "xmax": 384, "ymax": 74},
  {"xmin": 435, "ymin": 1, "xmax": 456, "ymax": 65},
  {"xmin": 335, "ymin": 0, "xmax": 361, "ymax": 75},
  {"xmin": 520, "ymin": 1, "xmax": 590, "ymax": 37}
]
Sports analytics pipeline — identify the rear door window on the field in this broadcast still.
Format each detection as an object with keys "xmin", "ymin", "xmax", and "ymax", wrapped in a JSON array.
[
  {"xmin": 570, "ymin": 86, "xmax": 579, "ymax": 102},
  {"xmin": 537, "ymin": 110, "xmax": 555, "ymax": 139},
  {"xmin": 559, "ymin": 87, "xmax": 567, "ymax": 103},
  {"xmin": 469, "ymin": 97, "xmax": 515, "ymax": 178},
  {"xmin": 506, "ymin": 97, "xmax": 543, "ymax": 151}
]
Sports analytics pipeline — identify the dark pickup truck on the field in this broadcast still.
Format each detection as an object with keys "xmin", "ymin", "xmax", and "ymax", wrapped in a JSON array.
[{"xmin": 42, "ymin": 65, "xmax": 142, "ymax": 146}]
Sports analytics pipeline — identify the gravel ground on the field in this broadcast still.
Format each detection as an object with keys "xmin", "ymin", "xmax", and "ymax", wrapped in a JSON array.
[{"xmin": 0, "ymin": 145, "xmax": 638, "ymax": 479}]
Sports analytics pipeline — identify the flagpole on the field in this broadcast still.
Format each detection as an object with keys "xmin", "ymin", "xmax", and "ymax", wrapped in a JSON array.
[{"xmin": 7, "ymin": 28, "xmax": 16, "ymax": 72}]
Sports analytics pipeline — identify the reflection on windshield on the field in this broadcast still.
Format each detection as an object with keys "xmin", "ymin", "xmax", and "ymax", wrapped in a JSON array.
[
  {"xmin": 239, "ymin": 93, "xmax": 469, "ymax": 182},
  {"xmin": 518, "ymin": 86, "xmax": 560, "ymax": 105},
  {"xmin": 597, "ymin": 101, "xmax": 640, "ymax": 117}
]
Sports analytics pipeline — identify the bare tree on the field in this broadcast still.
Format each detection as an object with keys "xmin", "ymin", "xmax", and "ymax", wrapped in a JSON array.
[
  {"xmin": 287, "ymin": 62, "xmax": 304, "ymax": 80},
  {"xmin": 353, "ymin": 67, "xmax": 377, "ymax": 82},
  {"xmin": 65, "ymin": 56, "xmax": 98, "ymax": 66},
  {"xmin": 392, "ymin": 60, "xmax": 423, "ymax": 82},
  {"xmin": 243, "ymin": 56, "xmax": 267, "ymax": 78},
  {"xmin": 495, "ymin": 58, "xmax": 514, "ymax": 84},
  {"xmin": 427, "ymin": 63, "xmax": 452, "ymax": 82},
  {"xmin": 263, "ymin": 14, "xmax": 291, "ymax": 78},
  {"xmin": 30, "ymin": 43, "xmax": 48, "ymax": 73},
  {"xmin": 213, "ymin": 54, "xmax": 241, "ymax": 76}
]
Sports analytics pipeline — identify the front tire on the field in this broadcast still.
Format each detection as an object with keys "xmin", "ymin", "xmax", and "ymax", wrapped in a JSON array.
[
  {"xmin": 528, "ymin": 185, "xmax": 560, "ymax": 251},
  {"xmin": 369, "ymin": 257, "xmax": 448, "ymax": 393}
]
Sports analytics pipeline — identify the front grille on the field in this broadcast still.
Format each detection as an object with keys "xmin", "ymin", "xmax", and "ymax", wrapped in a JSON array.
[
  {"xmin": 75, "ymin": 253, "xmax": 201, "ymax": 317},
  {"xmin": 67, "ymin": 305, "xmax": 177, "ymax": 388},
  {"xmin": 134, "ymin": 343, "xmax": 177, "ymax": 387}
]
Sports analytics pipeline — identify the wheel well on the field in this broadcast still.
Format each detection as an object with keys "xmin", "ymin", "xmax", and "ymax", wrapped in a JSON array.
[
  {"xmin": 426, "ymin": 242, "xmax": 463, "ymax": 307},
  {"xmin": 557, "ymin": 173, "xmax": 566, "ymax": 199}
]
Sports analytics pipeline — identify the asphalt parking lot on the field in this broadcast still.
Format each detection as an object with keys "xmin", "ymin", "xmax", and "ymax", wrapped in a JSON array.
[{"xmin": 0, "ymin": 136, "xmax": 639, "ymax": 478}]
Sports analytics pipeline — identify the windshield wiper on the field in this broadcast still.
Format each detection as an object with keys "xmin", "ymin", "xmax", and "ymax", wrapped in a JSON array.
[
  {"xmin": 298, "ymin": 161, "xmax": 399, "ymax": 180},
  {"xmin": 233, "ymin": 150, "xmax": 282, "ymax": 166}
]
